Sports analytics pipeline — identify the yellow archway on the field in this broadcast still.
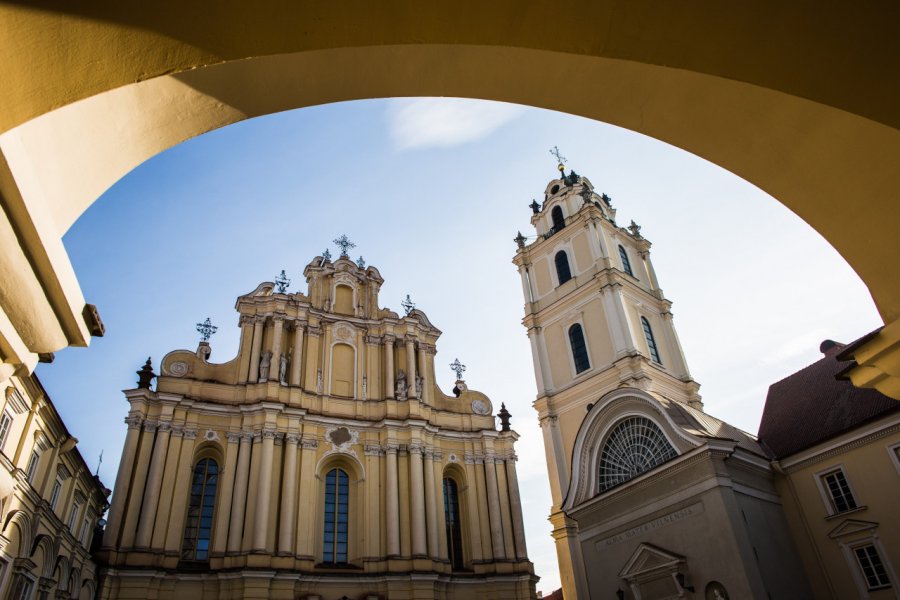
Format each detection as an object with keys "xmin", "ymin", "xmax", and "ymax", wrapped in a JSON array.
[{"xmin": 0, "ymin": 2, "xmax": 898, "ymax": 395}]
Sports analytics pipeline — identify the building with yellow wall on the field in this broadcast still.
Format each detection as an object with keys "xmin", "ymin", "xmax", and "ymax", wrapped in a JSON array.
[
  {"xmin": 97, "ymin": 244, "xmax": 536, "ymax": 599},
  {"xmin": 0, "ymin": 373, "xmax": 109, "ymax": 600},
  {"xmin": 760, "ymin": 339, "xmax": 900, "ymax": 599}
]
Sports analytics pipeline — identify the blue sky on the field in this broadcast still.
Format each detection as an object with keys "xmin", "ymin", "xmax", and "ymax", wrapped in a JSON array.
[{"xmin": 36, "ymin": 98, "xmax": 882, "ymax": 594}]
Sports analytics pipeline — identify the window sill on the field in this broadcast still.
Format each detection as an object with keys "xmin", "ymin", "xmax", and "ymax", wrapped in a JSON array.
[{"xmin": 825, "ymin": 505, "xmax": 867, "ymax": 520}]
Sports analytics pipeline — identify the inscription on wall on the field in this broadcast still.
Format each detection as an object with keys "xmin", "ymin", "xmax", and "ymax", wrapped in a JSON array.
[{"xmin": 596, "ymin": 502, "xmax": 705, "ymax": 548}]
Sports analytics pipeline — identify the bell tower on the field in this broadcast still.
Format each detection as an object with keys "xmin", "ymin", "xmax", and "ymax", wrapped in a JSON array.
[{"xmin": 512, "ymin": 159, "xmax": 701, "ymax": 597}]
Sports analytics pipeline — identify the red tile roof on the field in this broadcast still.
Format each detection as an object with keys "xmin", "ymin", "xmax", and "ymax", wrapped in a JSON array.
[{"xmin": 757, "ymin": 336, "xmax": 900, "ymax": 459}]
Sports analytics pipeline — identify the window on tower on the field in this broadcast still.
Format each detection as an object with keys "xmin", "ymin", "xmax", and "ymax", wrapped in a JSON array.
[
  {"xmin": 641, "ymin": 317, "xmax": 662, "ymax": 364},
  {"xmin": 569, "ymin": 323, "xmax": 591, "ymax": 374},
  {"xmin": 618, "ymin": 245, "xmax": 634, "ymax": 277},
  {"xmin": 551, "ymin": 205, "xmax": 566, "ymax": 233},
  {"xmin": 323, "ymin": 467, "xmax": 349, "ymax": 564},
  {"xmin": 181, "ymin": 457, "xmax": 219, "ymax": 561},
  {"xmin": 555, "ymin": 251, "xmax": 572, "ymax": 285}
]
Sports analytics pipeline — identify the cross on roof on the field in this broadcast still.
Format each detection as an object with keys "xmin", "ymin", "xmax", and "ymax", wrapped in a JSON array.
[
  {"xmin": 333, "ymin": 234, "xmax": 356, "ymax": 257},
  {"xmin": 450, "ymin": 358, "xmax": 466, "ymax": 380},
  {"xmin": 274, "ymin": 269, "xmax": 291, "ymax": 293},
  {"xmin": 550, "ymin": 145, "xmax": 567, "ymax": 168},
  {"xmin": 196, "ymin": 317, "xmax": 218, "ymax": 342}
]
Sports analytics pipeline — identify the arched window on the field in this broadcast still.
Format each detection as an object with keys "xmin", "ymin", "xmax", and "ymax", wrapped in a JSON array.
[
  {"xmin": 569, "ymin": 323, "xmax": 590, "ymax": 374},
  {"xmin": 555, "ymin": 251, "xmax": 572, "ymax": 285},
  {"xmin": 181, "ymin": 457, "xmax": 219, "ymax": 561},
  {"xmin": 551, "ymin": 205, "xmax": 565, "ymax": 232},
  {"xmin": 443, "ymin": 477, "xmax": 464, "ymax": 570},
  {"xmin": 618, "ymin": 245, "xmax": 634, "ymax": 277},
  {"xmin": 641, "ymin": 317, "xmax": 662, "ymax": 364},
  {"xmin": 598, "ymin": 416, "xmax": 677, "ymax": 492},
  {"xmin": 323, "ymin": 468, "xmax": 349, "ymax": 564}
]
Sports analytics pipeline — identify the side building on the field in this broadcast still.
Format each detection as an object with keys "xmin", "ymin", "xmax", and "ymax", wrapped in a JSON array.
[
  {"xmin": 0, "ymin": 373, "xmax": 109, "ymax": 600},
  {"xmin": 513, "ymin": 164, "xmax": 809, "ymax": 599},
  {"xmin": 97, "ymin": 246, "xmax": 536, "ymax": 599},
  {"xmin": 759, "ymin": 337, "xmax": 900, "ymax": 599}
]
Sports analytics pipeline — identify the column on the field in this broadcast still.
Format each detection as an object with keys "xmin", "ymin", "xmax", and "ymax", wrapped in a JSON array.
[
  {"xmin": 290, "ymin": 323, "xmax": 305, "ymax": 386},
  {"xmin": 472, "ymin": 458, "xmax": 493, "ymax": 559},
  {"xmin": 409, "ymin": 445, "xmax": 427, "ymax": 557},
  {"xmin": 151, "ymin": 427, "xmax": 184, "ymax": 549},
  {"xmin": 660, "ymin": 311, "xmax": 692, "ymax": 379},
  {"xmin": 639, "ymin": 250, "xmax": 661, "ymax": 292},
  {"xmin": 295, "ymin": 436, "xmax": 318, "ymax": 558},
  {"xmin": 134, "ymin": 422, "xmax": 171, "ymax": 548},
  {"xmin": 278, "ymin": 433, "xmax": 299, "ymax": 554},
  {"xmin": 252, "ymin": 429, "xmax": 276, "ymax": 551},
  {"xmin": 211, "ymin": 432, "xmax": 240, "ymax": 555},
  {"xmin": 405, "ymin": 336, "xmax": 417, "ymax": 399},
  {"xmin": 271, "ymin": 315, "xmax": 285, "ymax": 381},
  {"xmin": 495, "ymin": 456, "xmax": 516, "ymax": 559},
  {"xmin": 303, "ymin": 326, "xmax": 322, "ymax": 393},
  {"xmin": 463, "ymin": 460, "xmax": 484, "ymax": 562},
  {"xmin": 417, "ymin": 346, "xmax": 428, "ymax": 403},
  {"xmin": 541, "ymin": 415, "xmax": 569, "ymax": 506},
  {"xmin": 383, "ymin": 335, "xmax": 395, "ymax": 399},
  {"xmin": 423, "ymin": 449, "xmax": 439, "ymax": 558},
  {"xmin": 483, "ymin": 457, "xmax": 506, "ymax": 560},
  {"xmin": 364, "ymin": 445, "xmax": 382, "ymax": 557},
  {"xmin": 248, "ymin": 317, "xmax": 265, "ymax": 383},
  {"xmin": 385, "ymin": 445, "xmax": 400, "ymax": 556},
  {"xmin": 102, "ymin": 415, "xmax": 142, "ymax": 548},
  {"xmin": 227, "ymin": 432, "xmax": 253, "ymax": 553},
  {"xmin": 163, "ymin": 428, "xmax": 198, "ymax": 552},
  {"xmin": 527, "ymin": 327, "xmax": 549, "ymax": 393},
  {"xmin": 120, "ymin": 421, "xmax": 157, "ymax": 548},
  {"xmin": 600, "ymin": 283, "xmax": 637, "ymax": 355},
  {"xmin": 238, "ymin": 315, "xmax": 255, "ymax": 382},
  {"xmin": 433, "ymin": 452, "xmax": 448, "ymax": 561},
  {"xmin": 505, "ymin": 457, "xmax": 528, "ymax": 559}
]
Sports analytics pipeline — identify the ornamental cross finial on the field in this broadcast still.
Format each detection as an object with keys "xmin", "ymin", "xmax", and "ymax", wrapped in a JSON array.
[
  {"xmin": 275, "ymin": 269, "xmax": 291, "ymax": 294},
  {"xmin": 450, "ymin": 358, "xmax": 466, "ymax": 380},
  {"xmin": 401, "ymin": 294, "xmax": 415, "ymax": 315},
  {"xmin": 550, "ymin": 146, "xmax": 567, "ymax": 169},
  {"xmin": 321, "ymin": 248, "xmax": 332, "ymax": 263},
  {"xmin": 196, "ymin": 317, "xmax": 218, "ymax": 342},
  {"xmin": 333, "ymin": 234, "xmax": 356, "ymax": 257},
  {"xmin": 356, "ymin": 256, "xmax": 366, "ymax": 269}
]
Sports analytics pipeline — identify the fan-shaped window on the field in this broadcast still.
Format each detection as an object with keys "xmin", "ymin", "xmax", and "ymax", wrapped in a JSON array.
[
  {"xmin": 555, "ymin": 251, "xmax": 572, "ymax": 285},
  {"xmin": 641, "ymin": 317, "xmax": 662, "ymax": 364},
  {"xmin": 598, "ymin": 417, "xmax": 677, "ymax": 492},
  {"xmin": 551, "ymin": 206, "xmax": 565, "ymax": 232},
  {"xmin": 182, "ymin": 458, "xmax": 219, "ymax": 561},
  {"xmin": 569, "ymin": 324, "xmax": 590, "ymax": 374},
  {"xmin": 323, "ymin": 468, "xmax": 349, "ymax": 564},
  {"xmin": 618, "ymin": 245, "xmax": 634, "ymax": 277},
  {"xmin": 443, "ymin": 477, "xmax": 464, "ymax": 570}
]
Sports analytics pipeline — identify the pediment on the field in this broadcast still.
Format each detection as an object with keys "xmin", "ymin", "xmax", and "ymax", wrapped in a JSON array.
[
  {"xmin": 828, "ymin": 519, "xmax": 879, "ymax": 539},
  {"xmin": 618, "ymin": 543, "xmax": 685, "ymax": 578}
]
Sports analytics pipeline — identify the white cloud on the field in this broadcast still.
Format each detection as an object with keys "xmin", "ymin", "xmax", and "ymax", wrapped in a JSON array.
[{"xmin": 386, "ymin": 98, "xmax": 526, "ymax": 150}]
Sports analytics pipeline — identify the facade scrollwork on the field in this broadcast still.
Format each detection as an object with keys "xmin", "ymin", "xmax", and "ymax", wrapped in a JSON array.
[{"xmin": 182, "ymin": 428, "xmax": 198, "ymax": 440}]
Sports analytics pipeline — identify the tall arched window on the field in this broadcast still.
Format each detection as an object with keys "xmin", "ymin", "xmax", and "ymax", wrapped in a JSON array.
[
  {"xmin": 181, "ymin": 457, "xmax": 219, "ymax": 561},
  {"xmin": 443, "ymin": 477, "xmax": 464, "ymax": 570},
  {"xmin": 641, "ymin": 317, "xmax": 662, "ymax": 364},
  {"xmin": 569, "ymin": 323, "xmax": 591, "ymax": 374},
  {"xmin": 323, "ymin": 468, "xmax": 349, "ymax": 564},
  {"xmin": 555, "ymin": 250, "xmax": 572, "ymax": 285},
  {"xmin": 551, "ymin": 206, "xmax": 565, "ymax": 232},
  {"xmin": 618, "ymin": 245, "xmax": 634, "ymax": 277},
  {"xmin": 598, "ymin": 416, "xmax": 677, "ymax": 492}
]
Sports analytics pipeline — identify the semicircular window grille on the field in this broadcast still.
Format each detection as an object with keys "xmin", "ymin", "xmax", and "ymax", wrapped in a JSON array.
[{"xmin": 598, "ymin": 416, "xmax": 677, "ymax": 492}]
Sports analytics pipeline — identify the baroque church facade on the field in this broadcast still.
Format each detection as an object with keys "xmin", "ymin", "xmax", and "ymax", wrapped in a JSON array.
[
  {"xmin": 513, "ymin": 165, "xmax": 810, "ymax": 599},
  {"xmin": 97, "ymin": 247, "xmax": 536, "ymax": 599}
]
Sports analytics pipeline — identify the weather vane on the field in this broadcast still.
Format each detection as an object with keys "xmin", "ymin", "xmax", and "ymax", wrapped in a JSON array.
[
  {"xmin": 550, "ymin": 146, "xmax": 567, "ymax": 170},
  {"xmin": 196, "ymin": 317, "xmax": 218, "ymax": 342},
  {"xmin": 401, "ymin": 294, "xmax": 415, "ymax": 315},
  {"xmin": 275, "ymin": 269, "xmax": 291, "ymax": 293},
  {"xmin": 333, "ymin": 234, "xmax": 356, "ymax": 257},
  {"xmin": 450, "ymin": 358, "xmax": 466, "ymax": 380}
]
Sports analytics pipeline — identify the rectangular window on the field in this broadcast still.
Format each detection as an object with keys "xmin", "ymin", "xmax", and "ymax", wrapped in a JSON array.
[
  {"xmin": 68, "ymin": 499, "xmax": 81, "ymax": 530},
  {"xmin": 9, "ymin": 574, "xmax": 34, "ymax": 600},
  {"xmin": 0, "ymin": 410, "xmax": 12, "ymax": 452},
  {"xmin": 80, "ymin": 517, "xmax": 91, "ymax": 546},
  {"xmin": 855, "ymin": 544, "xmax": 892, "ymax": 589},
  {"xmin": 25, "ymin": 451, "xmax": 39, "ymax": 483},
  {"xmin": 49, "ymin": 478, "xmax": 62, "ymax": 510},
  {"xmin": 821, "ymin": 469, "xmax": 857, "ymax": 513}
]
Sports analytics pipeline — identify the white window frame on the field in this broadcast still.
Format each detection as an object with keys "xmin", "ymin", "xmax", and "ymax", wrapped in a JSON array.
[
  {"xmin": 80, "ymin": 516, "xmax": 91, "ymax": 546},
  {"xmin": 814, "ymin": 465, "xmax": 861, "ymax": 516},
  {"xmin": 549, "ymin": 243, "xmax": 576, "ymax": 288},
  {"xmin": 49, "ymin": 477, "xmax": 62, "ymax": 510},
  {"xmin": 561, "ymin": 315, "xmax": 593, "ymax": 380},
  {"xmin": 25, "ymin": 451, "xmax": 39, "ymax": 484},
  {"xmin": 887, "ymin": 442, "xmax": 900, "ymax": 476},
  {"xmin": 637, "ymin": 312, "xmax": 664, "ymax": 366},
  {"xmin": 0, "ymin": 409, "xmax": 12, "ymax": 453},
  {"xmin": 67, "ymin": 498, "xmax": 81, "ymax": 531},
  {"xmin": 837, "ymin": 535, "xmax": 899, "ymax": 599}
]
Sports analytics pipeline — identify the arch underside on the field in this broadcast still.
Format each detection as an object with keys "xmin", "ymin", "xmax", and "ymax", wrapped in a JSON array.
[{"xmin": 0, "ymin": 2, "xmax": 898, "ymax": 396}]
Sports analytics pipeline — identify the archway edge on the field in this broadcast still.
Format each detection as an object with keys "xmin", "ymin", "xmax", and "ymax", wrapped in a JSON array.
[{"xmin": 0, "ymin": 4, "xmax": 898, "ymax": 396}]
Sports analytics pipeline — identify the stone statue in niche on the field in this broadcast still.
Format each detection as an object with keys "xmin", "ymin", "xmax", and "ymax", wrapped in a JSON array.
[
  {"xmin": 259, "ymin": 351, "xmax": 272, "ymax": 382},
  {"xmin": 415, "ymin": 374, "xmax": 423, "ymax": 399},
  {"xmin": 316, "ymin": 369, "xmax": 324, "ymax": 394},
  {"xmin": 395, "ymin": 369, "xmax": 408, "ymax": 400},
  {"xmin": 324, "ymin": 298, "xmax": 331, "ymax": 312},
  {"xmin": 279, "ymin": 353, "xmax": 289, "ymax": 385}
]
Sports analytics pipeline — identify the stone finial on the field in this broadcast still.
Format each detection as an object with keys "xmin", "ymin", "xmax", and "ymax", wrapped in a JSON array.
[
  {"xmin": 628, "ymin": 220, "xmax": 642, "ymax": 238},
  {"xmin": 529, "ymin": 199, "xmax": 540, "ymax": 214},
  {"xmin": 136, "ymin": 357, "xmax": 156, "ymax": 389},
  {"xmin": 514, "ymin": 231, "xmax": 526, "ymax": 249},
  {"xmin": 498, "ymin": 403, "xmax": 512, "ymax": 432}
]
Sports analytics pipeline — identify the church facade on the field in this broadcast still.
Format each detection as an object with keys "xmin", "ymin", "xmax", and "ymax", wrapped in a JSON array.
[
  {"xmin": 513, "ymin": 164, "xmax": 809, "ymax": 599},
  {"xmin": 96, "ymin": 247, "xmax": 535, "ymax": 599}
]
